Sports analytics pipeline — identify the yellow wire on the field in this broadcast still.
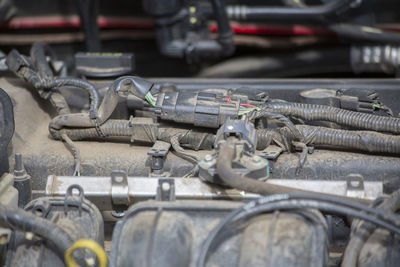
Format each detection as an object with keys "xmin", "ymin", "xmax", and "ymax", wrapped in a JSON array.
[{"xmin": 65, "ymin": 239, "xmax": 108, "ymax": 267}]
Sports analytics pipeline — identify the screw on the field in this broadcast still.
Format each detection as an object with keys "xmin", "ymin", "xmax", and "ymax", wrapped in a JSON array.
[
  {"xmin": 161, "ymin": 182, "xmax": 171, "ymax": 191},
  {"xmin": 204, "ymin": 154, "xmax": 213, "ymax": 162},
  {"xmin": 111, "ymin": 210, "xmax": 125, "ymax": 218},
  {"xmin": 15, "ymin": 153, "xmax": 23, "ymax": 171},
  {"xmin": 253, "ymin": 155, "xmax": 261, "ymax": 163},
  {"xmin": 114, "ymin": 176, "xmax": 123, "ymax": 183}
]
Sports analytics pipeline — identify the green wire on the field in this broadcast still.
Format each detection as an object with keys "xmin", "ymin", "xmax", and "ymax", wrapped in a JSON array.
[
  {"xmin": 238, "ymin": 106, "xmax": 262, "ymax": 116},
  {"xmin": 145, "ymin": 92, "xmax": 157, "ymax": 106}
]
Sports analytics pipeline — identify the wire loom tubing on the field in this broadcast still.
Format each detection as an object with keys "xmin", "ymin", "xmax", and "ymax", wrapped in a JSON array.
[
  {"xmin": 257, "ymin": 125, "xmax": 400, "ymax": 154},
  {"xmin": 50, "ymin": 120, "xmax": 400, "ymax": 156},
  {"xmin": 262, "ymin": 101, "xmax": 400, "ymax": 134},
  {"xmin": 49, "ymin": 119, "xmax": 215, "ymax": 151}
]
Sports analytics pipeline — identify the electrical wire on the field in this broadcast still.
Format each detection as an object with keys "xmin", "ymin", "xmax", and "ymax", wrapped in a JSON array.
[
  {"xmin": 61, "ymin": 133, "xmax": 81, "ymax": 176},
  {"xmin": 145, "ymin": 92, "xmax": 157, "ymax": 107}
]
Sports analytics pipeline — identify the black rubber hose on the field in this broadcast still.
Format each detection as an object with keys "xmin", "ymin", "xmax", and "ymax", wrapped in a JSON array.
[
  {"xmin": 75, "ymin": 0, "xmax": 101, "ymax": 51},
  {"xmin": 227, "ymin": 0, "xmax": 353, "ymax": 20},
  {"xmin": 342, "ymin": 189, "xmax": 400, "ymax": 267},
  {"xmin": 264, "ymin": 101, "xmax": 400, "ymax": 134},
  {"xmin": 0, "ymin": 204, "xmax": 74, "ymax": 259},
  {"xmin": 210, "ymin": 0, "xmax": 235, "ymax": 57},
  {"xmin": 257, "ymin": 125, "xmax": 400, "ymax": 154},
  {"xmin": 216, "ymin": 139, "xmax": 371, "ymax": 204},
  {"xmin": 330, "ymin": 24, "xmax": 400, "ymax": 44}
]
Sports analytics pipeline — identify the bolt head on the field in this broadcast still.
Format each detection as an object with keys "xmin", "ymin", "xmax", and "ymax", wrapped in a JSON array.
[
  {"xmin": 161, "ymin": 182, "xmax": 171, "ymax": 191},
  {"xmin": 204, "ymin": 154, "xmax": 213, "ymax": 162},
  {"xmin": 253, "ymin": 155, "xmax": 262, "ymax": 163}
]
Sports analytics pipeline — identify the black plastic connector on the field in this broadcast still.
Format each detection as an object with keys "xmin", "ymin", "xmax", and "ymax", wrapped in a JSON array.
[
  {"xmin": 155, "ymin": 91, "xmax": 243, "ymax": 128},
  {"xmin": 215, "ymin": 118, "xmax": 257, "ymax": 153},
  {"xmin": 111, "ymin": 76, "xmax": 153, "ymax": 99}
]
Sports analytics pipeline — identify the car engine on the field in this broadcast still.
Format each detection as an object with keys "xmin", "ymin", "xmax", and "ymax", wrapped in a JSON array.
[{"xmin": 0, "ymin": 0, "xmax": 400, "ymax": 267}]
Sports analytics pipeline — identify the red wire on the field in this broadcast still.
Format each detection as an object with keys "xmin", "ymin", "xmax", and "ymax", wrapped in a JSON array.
[
  {"xmin": 2, "ymin": 15, "xmax": 398, "ymax": 38},
  {"xmin": 240, "ymin": 104, "xmax": 257, "ymax": 108},
  {"xmin": 210, "ymin": 23, "xmax": 333, "ymax": 36},
  {"xmin": 1, "ymin": 16, "xmax": 331, "ymax": 36}
]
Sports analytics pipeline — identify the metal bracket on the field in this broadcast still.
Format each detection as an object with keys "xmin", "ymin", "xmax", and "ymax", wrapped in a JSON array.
[
  {"xmin": 64, "ymin": 184, "xmax": 84, "ymax": 216},
  {"xmin": 346, "ymin": 174, "xmax": 365, "ymax": 198},
  {"xmin": 148, "ymin": 141, "xmax": 171, "ymax": 171},
  {"xmin": 156, "ymin": 178, "xmax": 175, "ymax": 201},
  {"xmin": 111, "ymin": 170, "xmax": 130, "ymax": 206},
  {"xmin": 259, "ymin": 145, "xmax": 283, "ymax": 160}
]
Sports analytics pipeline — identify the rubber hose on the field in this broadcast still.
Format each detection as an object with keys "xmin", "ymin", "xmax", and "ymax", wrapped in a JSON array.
[
  {"xmin": 342, "ymin": 189, "xmax": 400, "ymax": 267},
  {"xmin": 330, "ymin": 24, "xmax": 400, "ymax": 44},
  {"xmin": 216, "ymin": 139, "xmax": 371, "ymax": 204},
  {"xmin": 229, "ymin": 0, "xmax": 353, "ymax": 20},
  {"xmin": 264, "ymin": 101, "xmax": 400, "ymax": 134},
  {"xmin": 0, "ymin": 205, "xmax": 74, "ymax": 258},
  {"xmin": 257, "ymin": 125, "xmax": 400, "ymax": 154},
  {"xmin": 210, "ymin": 0, "xmax": 235, "ymax": 57}
]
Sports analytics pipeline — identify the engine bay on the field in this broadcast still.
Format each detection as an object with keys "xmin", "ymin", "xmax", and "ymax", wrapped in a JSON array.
[{"xmin": 0, "ymin": 1, "xmax": 400, "ymax": 267}]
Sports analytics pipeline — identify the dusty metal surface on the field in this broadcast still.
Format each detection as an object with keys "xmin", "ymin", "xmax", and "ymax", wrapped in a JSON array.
[
  {"xmin": 3, "ymin": 77, "xmax": 400, "ymax": 194},
  {"xmin": 45, "ymin": 175, "xmax": 383, "ymax": 211}
]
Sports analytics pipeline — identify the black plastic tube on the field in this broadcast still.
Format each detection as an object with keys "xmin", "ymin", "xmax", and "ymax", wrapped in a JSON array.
[
  {"xmin": 0, "ymin": 205, "xmax": 74, "ymax": 258},
  {"xmin": 210, "ymin": 0, "xmax": 235, "ymax": 57},
  {"xmin": 75, "ymin": 0, "xmax": 101, "ymax": 51},
  {"xmin": 263, "ymin": 101, "xmax": 400, "ymax": 134},
  {"xmin": 226, "ymin": 0, "xmax": 353, "ymax": 20},
  {"xmin": 330, "ymin": 23, "xmax": 400, "ymax": 44}
]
